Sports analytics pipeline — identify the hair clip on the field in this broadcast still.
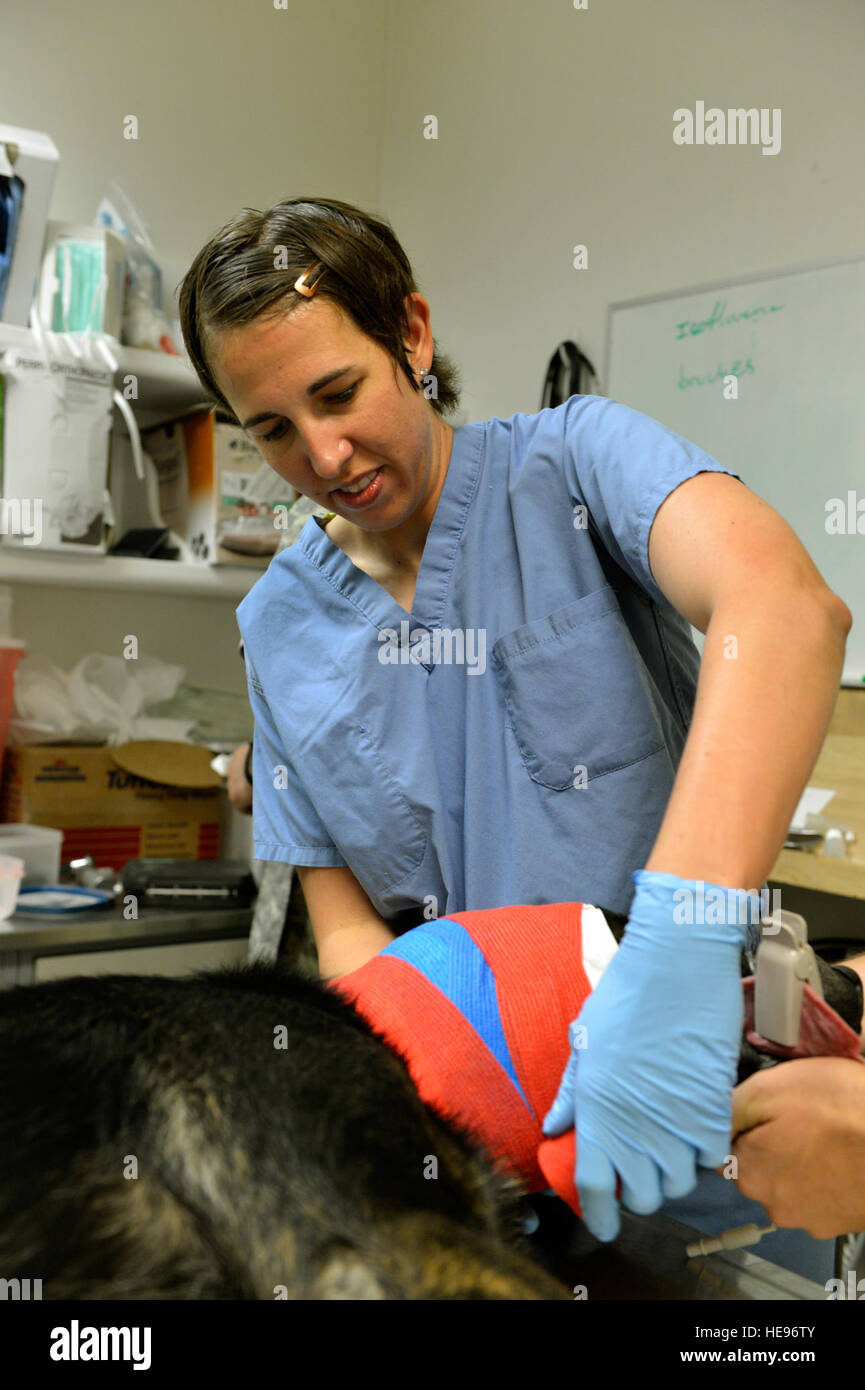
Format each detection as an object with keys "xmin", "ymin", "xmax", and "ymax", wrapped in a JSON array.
[{"xmin": 293, "ymin": 263, "xmax": 326, "ymax": 298}]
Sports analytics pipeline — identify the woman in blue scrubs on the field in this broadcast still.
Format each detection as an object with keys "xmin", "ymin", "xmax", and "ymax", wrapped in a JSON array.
[{"xmin": 178, "ymin": 197, "xmax": 851, "ymax": 1265}]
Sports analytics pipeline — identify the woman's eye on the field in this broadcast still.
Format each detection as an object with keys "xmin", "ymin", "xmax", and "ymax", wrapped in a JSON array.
[
  {"xmin": 260, "ymin": 384, "xmax": 358, "ymax": 443},
  {"xmin": 329, "ymin": 384, "xmax": 358, "ymax": 405}
]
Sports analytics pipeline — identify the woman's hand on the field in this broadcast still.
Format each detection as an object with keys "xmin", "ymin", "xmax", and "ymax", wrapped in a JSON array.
[{"xmin": 543, "ymin": 870, "xmax": 753, "ymax": 1242}]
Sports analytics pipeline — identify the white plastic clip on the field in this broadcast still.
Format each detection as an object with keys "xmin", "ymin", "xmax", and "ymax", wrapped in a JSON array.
[{"xmin": 753, "ymin": 909, "xmax": 823, "ymax": 1047}]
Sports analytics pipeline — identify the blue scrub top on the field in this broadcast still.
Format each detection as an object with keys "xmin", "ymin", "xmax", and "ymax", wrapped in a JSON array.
[{"xmin": 236, "ymin": 395, "xmax": 740, "ymax": 925}]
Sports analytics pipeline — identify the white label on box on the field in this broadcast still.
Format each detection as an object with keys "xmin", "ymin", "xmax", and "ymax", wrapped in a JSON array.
[
  {"xmin": 241, "ymin": 462, "xmax": 296, "ymax": 506},
  {"xmin": 220, "ymin": 470, "xmax": 254, "ymax": 501}
]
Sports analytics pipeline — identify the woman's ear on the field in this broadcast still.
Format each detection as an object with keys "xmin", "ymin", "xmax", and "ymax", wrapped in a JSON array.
[{"xmin": 401, "ymin": 292, "xmax": 434, "ymax": 369}]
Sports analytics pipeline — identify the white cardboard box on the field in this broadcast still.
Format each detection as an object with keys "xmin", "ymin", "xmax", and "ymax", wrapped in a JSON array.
[{"xmin": 141, "ymin": 409, "xmax": 297, "ymax": 566}]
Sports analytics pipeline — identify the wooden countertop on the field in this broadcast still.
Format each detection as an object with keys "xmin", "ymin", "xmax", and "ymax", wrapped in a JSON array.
[{"xmin": 770, "ymin": 689, "xmax": 865, "ymax": 900}]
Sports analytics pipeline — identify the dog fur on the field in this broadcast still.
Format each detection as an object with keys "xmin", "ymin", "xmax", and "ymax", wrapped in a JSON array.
[{"xmin": 0, "ymin": 963, "xmax": 571, "ymax": 1300}]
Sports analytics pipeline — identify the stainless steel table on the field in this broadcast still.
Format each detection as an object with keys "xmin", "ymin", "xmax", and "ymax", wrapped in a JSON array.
[
  {"xmin": 0, "ymin": 899, "xmax": 254, "ymax": 986},
  {"xmin": 528, "ymin": 1202, "xmax": 827, "ymax": 1299}
]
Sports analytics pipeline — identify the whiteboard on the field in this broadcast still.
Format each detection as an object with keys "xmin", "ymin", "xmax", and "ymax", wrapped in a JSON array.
[{"xmin": 606, "ymin": 257, "xmax": 865, "ymax": 686}]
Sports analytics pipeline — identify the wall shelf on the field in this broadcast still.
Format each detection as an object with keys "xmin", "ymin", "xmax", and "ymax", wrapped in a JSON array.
[
  {"xmin": 0, "ymin": 547, "xmax": 263, "ymax": 598},
  {"xmin": 0, "ymin": 323, "xmax": 207, "ymax": 425},
  {"xmin": 0, "ymin": 324, "xmax": 269, "ymax": 597}
]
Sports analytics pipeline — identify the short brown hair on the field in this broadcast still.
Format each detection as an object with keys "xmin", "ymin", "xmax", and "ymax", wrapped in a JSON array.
[{"xmin": 177, "ymin": 196, "xmax": 461, "ymax": 423}]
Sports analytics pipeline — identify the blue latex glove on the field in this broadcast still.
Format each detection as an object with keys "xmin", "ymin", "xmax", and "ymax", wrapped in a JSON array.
[{"xmin": 542, "ymin": 869, "xmax": 759, "ymax": 1242}]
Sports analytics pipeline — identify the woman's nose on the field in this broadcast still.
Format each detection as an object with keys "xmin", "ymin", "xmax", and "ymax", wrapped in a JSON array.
[{"xmin": 303, "ymin": 423, "xmax": 352, "ymax": 480}]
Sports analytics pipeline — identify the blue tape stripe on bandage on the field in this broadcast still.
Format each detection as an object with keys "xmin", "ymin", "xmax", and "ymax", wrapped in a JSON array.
[{"xmin": 381, "ymin": 917, "xmax": 528, "ymax": 1106}]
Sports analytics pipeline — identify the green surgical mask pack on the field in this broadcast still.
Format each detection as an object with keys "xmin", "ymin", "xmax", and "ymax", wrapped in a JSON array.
[{"xmin": 51, "ymin": 237, "xmax": 108, "ymax": 333}]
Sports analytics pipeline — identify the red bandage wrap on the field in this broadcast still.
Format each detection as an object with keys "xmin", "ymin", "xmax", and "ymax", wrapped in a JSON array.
[{"xmin": 330, "ymin": 902, "xmax": 597, "ymax": 1213}]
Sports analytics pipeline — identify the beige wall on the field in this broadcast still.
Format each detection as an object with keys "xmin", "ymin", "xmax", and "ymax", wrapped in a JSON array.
[
  {"xmin": 2, "ymin": 0, "xmax": 388, "ymax": 692},
  {"xmin": 380, "ymin": 0, "xmax": 865, "ymax": 422},
  {"xmin": 3, "ymin": 0, "xmax": 864, "ymax": 690},
  {"xmin": 2, "ymin": 0, "xmax": 388, "ymax": 313}
]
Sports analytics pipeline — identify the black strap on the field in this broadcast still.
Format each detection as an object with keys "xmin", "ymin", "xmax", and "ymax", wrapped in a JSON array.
[
  {"xmin": 540, "ymin": 340, "xmax": 599, "ymax": 409},
  {"xmin": 600, "ymin": 907, "xmax": 627, "ymax": 943}
]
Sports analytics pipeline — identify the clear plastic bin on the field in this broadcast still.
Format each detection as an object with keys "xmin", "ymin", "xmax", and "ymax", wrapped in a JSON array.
[
  {"xmin": 0, "ymin": 855, "xmax": 24, "ymax": 920},
  {"xmin": 0, "ymin": 823, "xmax": 63, "ymax": 885}
]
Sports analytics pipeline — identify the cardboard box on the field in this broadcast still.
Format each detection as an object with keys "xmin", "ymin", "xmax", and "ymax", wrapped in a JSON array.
[
  {"xmin": 0, "ymin": 741, "xmax": 220, "ymax": 870},
  {"xmin": 141, "ymin": 408, "xmax": 297, "ymax": 566}
]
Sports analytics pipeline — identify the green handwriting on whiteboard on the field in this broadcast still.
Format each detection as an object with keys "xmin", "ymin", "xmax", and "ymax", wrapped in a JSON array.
[
  {"xmin": 675, "ymin": 300, "xmax": 784, "ymax": 339},
  {"xmin": 678, "ymin": 359, "xmax": 756, "ymax": 389}
]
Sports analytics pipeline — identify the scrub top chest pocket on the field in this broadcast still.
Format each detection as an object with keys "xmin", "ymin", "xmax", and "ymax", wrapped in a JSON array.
[{"xmin": 491, "ymin": 586, "xmax": 666, "ymax": 790}]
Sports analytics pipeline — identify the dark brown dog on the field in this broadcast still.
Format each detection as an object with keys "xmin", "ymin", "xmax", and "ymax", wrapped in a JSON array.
[{"xmin": 0, "ymin": 964, "xmax": 570, "ymax": 1300}]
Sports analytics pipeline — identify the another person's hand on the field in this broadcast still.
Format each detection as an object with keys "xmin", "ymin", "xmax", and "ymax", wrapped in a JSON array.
[
  {"xmin": 543, "ymin": 869, "xmax": 752, "ymax": 1242},
  {"xmin": 227, "ymin": 742, "xmax": 253, "ymax": 815},
  {"xmin": 731, "ymin": 1056, "xmax": 865, "ymax": 1238}
]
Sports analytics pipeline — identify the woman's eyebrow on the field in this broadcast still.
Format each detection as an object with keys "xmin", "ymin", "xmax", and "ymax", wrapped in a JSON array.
[{"xmin": 241, "ymin": 366, "xmax": 356, "ymax": 429}]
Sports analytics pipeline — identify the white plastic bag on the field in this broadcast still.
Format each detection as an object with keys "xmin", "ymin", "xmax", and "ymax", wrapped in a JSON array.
[{"xmin": 9, "ymin": 652, "xmax": 192, "ymax": 745}]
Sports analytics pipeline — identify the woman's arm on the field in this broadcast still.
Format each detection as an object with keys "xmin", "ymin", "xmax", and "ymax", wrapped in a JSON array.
[
  {"xmin": 644, "ymin": 472, "xmax": 851, "ymax": 891},
  {"xmin": 226, "ymin": 741, "xmax": 253, "ymax": 814},
  {"xmin": 550, "ymin": 471, "xmax": 851, "ymax": 1244},
  {"xmin": 296, "ymin": 865, "xmax": 396, "ymax": 979}
]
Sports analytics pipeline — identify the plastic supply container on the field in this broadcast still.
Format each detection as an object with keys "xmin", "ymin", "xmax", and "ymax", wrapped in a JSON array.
[
  {"xmin": 0, "ymin": 823, "xmax": 63, "ymax": 885},
  {"xmin": 0, "ymin": 640, "xmax": 26, "ymax": 796},
  {"xmin": 0, "ymin": 854, "xmax": 24, "ymax": 920}
]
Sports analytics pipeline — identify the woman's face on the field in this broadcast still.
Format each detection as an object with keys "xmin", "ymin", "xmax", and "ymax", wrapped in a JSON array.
[{"xmin": 209, "ymin": 294, "xmax": 444, "ymax": 533}]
